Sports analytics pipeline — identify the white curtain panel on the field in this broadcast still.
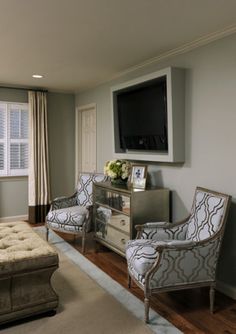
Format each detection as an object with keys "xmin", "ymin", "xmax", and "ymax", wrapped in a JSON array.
[{"xmin": 28, "ymin": 91, "xmax": 50, "ymax": 223}]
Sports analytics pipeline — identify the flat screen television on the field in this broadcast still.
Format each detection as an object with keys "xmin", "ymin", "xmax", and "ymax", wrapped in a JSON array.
[{"xmin": 114, "ymin": 75, "xmax": 168, "ymax": 152}]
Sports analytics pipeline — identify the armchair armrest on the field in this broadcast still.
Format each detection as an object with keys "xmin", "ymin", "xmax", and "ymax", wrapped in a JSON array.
[
  {"xmin": 50, "ymin": 193, "xmax": 77, "ymax": 210},
  {"xmin": 147, "ymin": 238, "xmax": 219, "ymax": 287},
  {"xmin": 154, "ymin": 239, "xmax": 197, "ymax": 251},
  {"xmin": 135, "ymin": 218, "xmax": 189, "ymax": 241}
]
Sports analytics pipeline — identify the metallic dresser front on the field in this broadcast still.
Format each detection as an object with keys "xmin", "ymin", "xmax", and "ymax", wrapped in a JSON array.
[{"xmin": 93, "ymin": 181, "xmax": 170, "ymax": 257}]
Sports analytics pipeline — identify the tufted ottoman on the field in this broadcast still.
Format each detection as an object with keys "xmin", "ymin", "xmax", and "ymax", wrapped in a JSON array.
[{"xmin": 0, "ymin": 221, "xmax": 59, "ymax": 324}]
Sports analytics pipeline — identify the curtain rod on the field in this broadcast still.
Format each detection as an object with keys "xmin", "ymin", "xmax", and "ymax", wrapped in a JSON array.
[{"xmin": 0, "ymin": 85, "xmax": 48, "ymax": 93}]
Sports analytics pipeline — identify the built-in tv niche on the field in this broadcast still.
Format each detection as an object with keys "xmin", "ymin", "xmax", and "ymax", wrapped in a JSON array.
[{"xmin": 111, "ymin": 67, "xmax": 185, "ymax": 162}]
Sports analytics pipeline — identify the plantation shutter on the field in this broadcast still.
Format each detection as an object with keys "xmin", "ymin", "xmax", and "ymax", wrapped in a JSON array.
[
  {"xmin": 9, "ymin": 104, "xmax": 28, "ymax": 176},
  {"xmin": 0, "ymin": 104, "xmax": 7, "ymax": 176}
]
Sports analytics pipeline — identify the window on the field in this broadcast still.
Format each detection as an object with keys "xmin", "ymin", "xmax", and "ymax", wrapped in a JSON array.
[{"xmin": 0, "ymin": 102, "xmax": 29, "ymax": 176}]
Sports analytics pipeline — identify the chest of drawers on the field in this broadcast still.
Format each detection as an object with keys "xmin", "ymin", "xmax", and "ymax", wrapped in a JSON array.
[{"xmin": 93, "ymin": 181, "xmax": 170, "ymax": 256}]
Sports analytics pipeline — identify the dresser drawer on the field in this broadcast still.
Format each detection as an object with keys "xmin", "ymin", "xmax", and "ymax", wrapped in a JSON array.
[
  {"xmin": 93, "ymin": 181, "xmax": 170, "ymax": 257},
  {"xmin": 106, "ymin": 227, "xmax": 129, "ymax": 252},
  {"xmin": 94, "ymin": 186, "xmax": 130, "ymax": 213},
  {"xmin": 109, "ymin": 214, "xmax": 130, "ymax": 234}
]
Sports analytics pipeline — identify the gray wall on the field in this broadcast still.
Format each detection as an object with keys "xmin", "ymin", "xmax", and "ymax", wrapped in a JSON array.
[
  {"xmin": 47, "ymin": 93, "xmax": 75, "ymax": 199},
  {"xmin": 0, "ymin": 90, "xmax": 75, "ymax": 218},
  {"xmin": 0, "ymin": 89, "xmax": 28, "ymax": 218},
  {"xmin": 75, "ymin": 34, "xmax": 236, "ymax": 294}
]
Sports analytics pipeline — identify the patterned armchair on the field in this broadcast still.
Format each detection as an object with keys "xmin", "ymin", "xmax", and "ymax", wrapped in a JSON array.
[
  {"xmin": 46, "ymin": 172, "xmax": 108, "ymax": 253},
  {"xmin": 126, "ymin": 187, "xmax": 231, "ymax": 323}
]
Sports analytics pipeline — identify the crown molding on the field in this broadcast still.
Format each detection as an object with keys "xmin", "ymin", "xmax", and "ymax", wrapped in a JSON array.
[
  {"xmin": 99, "ymin": 24, "xmax": 236, "ymax": 86},
  {"xmin": 77, "ymin": 24, "xmax": 236, "ymax": 94}
]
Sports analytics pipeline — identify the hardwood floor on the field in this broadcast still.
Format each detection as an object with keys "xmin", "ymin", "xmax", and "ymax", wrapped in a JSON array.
[{"xmin": 51, "ymin": 230, "xmax": 236, "ymax": 334}]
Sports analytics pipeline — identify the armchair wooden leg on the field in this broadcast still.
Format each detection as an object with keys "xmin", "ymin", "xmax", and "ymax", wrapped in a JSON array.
[
  {"xmin": 128, "ymin": 274, "xmax": 131, "ymax": 289},
  {"xmin": 94, "ymin": 241, "xmax": 100, "ymax": 253},
  {"xmin": 46, "ymin": 227, "xmax": 49, "ymax": 241},
  {"xmin": 82, "ymin": 234, "xmax": 85, "ymax": 254},
  {"xmin": 80, "ymin": 226, "xmax": 86, "ymax": 253},
  {"xmin": 144, "ymin": 297, "xmax": 150, "ymax": 323},
  {"xmin": 210, "ymin": 286, "xmax": 215, "ymax": 313}
]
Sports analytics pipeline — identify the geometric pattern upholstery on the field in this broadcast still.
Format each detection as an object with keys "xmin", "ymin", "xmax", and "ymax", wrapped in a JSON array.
[
  {"xmin": 76, "ymin": 173, "xmax": 108, "ymax": 206},
  {"xmin": 46, "ymin": 206, "xmax": 88, "ymax": 232},
  {"xmin": 125, "ymin": 187, "xmax": 231, "ymax": 323},
  {"xmin": 126, "ymin": 238, "xmax": 196, "ymax": 283},
  {"xmin": 186, "ymin": 189, "xmax": 226, "ymax": 241},
  {"xmin": 46, "ymin": 172, "xmax": 108, "ymax": 252}
]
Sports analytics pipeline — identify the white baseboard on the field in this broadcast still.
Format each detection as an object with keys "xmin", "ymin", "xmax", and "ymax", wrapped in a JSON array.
[
  {"xmin": 216, "ymin": 280, "xmax": 236, "ymax": 300},
  {"xmin": 0, "ymin": 215, "xmax": 28, "ymax": 223}
]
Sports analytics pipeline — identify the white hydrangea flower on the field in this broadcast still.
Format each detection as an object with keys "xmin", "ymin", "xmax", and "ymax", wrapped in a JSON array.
[{"xmin": 104, "ymin": 159, "xmax": 131, "ymax": 181}]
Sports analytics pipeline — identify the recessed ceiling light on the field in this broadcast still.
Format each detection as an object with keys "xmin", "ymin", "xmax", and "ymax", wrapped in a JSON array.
[{"xmin": 32, "ymin": 74, "xmax": 43, "ymax": 78}]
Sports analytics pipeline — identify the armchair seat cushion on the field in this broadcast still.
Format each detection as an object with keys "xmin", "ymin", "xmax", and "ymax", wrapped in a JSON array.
[
  {"xmin": 46, "ymin": 206, "xmax": 88, "ymax": 233},
  {"xmin": 126, "ymin": 239, "xmax": 161, "ymax": 279}
]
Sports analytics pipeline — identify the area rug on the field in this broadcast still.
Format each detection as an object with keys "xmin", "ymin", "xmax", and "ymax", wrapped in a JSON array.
[{"xmin": 1, "ymin": 226, "xmax": 181, "ymax": 334}]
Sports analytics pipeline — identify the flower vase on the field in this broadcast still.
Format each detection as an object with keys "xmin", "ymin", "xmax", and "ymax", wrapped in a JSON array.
[{"xmin": 111, "ymin": 177, "xmax": 127, "ymax": 186}]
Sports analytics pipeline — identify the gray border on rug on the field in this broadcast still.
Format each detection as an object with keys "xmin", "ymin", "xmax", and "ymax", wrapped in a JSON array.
[{"xmin": 36, "ymin": 227, "xmax": 182, "ymax": 334}]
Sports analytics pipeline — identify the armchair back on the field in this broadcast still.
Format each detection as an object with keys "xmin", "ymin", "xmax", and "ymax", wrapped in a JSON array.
[
  {"xmin": 186, "ymin": 187, "xmax": 230, "ymax": 242},
  {"xmin": 76, "ymin": 173, "xmax": 108, "ymax": 206}
]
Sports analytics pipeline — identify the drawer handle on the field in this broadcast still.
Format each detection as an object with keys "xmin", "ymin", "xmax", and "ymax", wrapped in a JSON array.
[
  {"xmin": 120, "ymin": 219, "xmax": 126, "ymax": 226},
  {"xmin": 121, "ymin": 238, "xmax": 126, "ymax": 244}
]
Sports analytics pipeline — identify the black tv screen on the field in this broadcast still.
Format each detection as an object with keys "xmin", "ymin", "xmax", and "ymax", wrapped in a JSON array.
[{"xmin": 116, "ymin": 76, "xmax": 168, "ymax": 152}]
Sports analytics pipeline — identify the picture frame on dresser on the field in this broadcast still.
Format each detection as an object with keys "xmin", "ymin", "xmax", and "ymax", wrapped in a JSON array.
[{"xmin": 130, "ymin": 164, "xmax": 147, "ymax": 189}]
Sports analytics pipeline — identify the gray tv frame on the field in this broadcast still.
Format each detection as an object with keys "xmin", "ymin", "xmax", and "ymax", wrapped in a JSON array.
[{"xmin": 111, "ymin": 67, "xmax": 185, "ymax": 162}]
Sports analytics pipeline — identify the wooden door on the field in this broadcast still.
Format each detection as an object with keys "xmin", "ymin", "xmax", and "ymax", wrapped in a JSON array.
[{"xmin": 75, "ymin": 104, "xmax": 97, "ymax": 182}]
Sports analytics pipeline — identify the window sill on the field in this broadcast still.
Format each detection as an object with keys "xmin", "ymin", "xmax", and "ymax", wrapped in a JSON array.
[{"xmin": 0, "ymin": 175, "xmax": 28, "ymax": 182}]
